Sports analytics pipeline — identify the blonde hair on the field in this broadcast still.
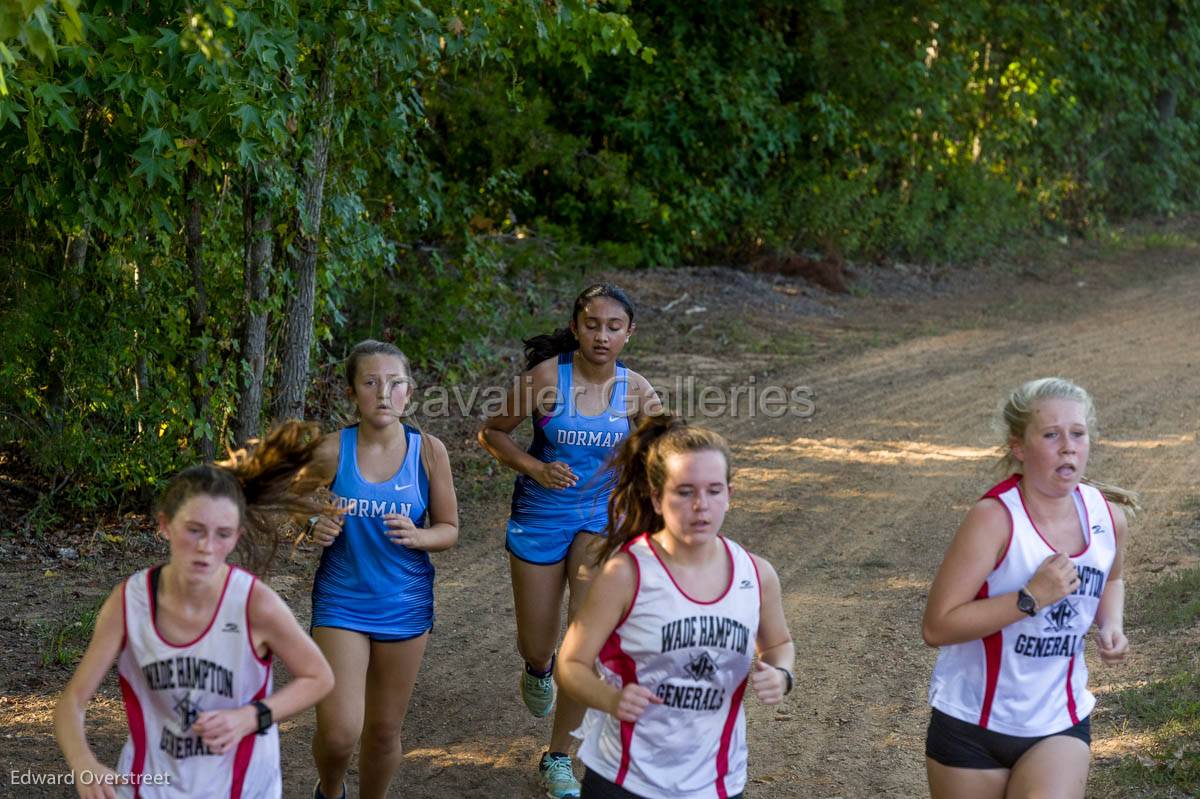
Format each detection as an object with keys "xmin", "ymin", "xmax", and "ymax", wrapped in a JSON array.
[
  {"xmin": 597, "ymin": 415, "xmax": 731, "ymax": 565},
  {"xmin": 998, "ymin": 377, "xmax": 1140, "ymax": 512}
]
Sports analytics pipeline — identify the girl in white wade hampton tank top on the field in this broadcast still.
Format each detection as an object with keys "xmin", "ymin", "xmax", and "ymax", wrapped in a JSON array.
[
  {"xmin": 54, "ymin": 424, "xmax": 334, "ymax": 799},
  {"xmin": 557, "ymin": 416, "xmax": 795, "ymax": 799},
  {"xmin": 921, "ymin": 379, "xmax": 1139, "ymax": 799}
]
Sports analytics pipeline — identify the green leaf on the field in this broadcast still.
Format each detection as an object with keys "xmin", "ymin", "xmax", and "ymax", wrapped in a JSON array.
[
  {"xmin": 236, "ymin": 138, "xmax": 259, "ymax": 166},
  {"xmin": 139, "ymin": 127, "xmax": 171, "ymax": 154},
  {"xmin": 140, "ymin": 86, "xmax": 162, "ymax": 120},
  {"xmin": 232, "ymin": 104, "xmax": 261, "ymax": 134}
]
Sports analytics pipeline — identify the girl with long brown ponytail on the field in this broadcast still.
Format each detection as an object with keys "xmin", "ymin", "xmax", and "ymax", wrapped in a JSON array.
[
  {"xmin": 557, "ymin": 415, "xmax": 794, "ymax": 799},
  {"xmin": 54, "ymin": 422, "xmax": 335, "ymax": 799}
]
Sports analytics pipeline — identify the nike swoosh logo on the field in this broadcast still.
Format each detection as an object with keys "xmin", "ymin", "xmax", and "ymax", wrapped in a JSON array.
[
  {"xmin": 608, "ymin": 415, "xmax": 623, "ymax": 423},
  {"xmin": 395, "ymin": 483, "xmax": 414, "ymax": 491}
]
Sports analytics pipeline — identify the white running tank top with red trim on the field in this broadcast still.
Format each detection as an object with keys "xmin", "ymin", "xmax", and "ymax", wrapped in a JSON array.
[
  {"xmin": 577, "ymin": 534, "xmax": 761, "ymax": 799},
  {"xmin": 928, "ymin": 476, "xmax": 1118, "ymax": 736},
  {"xmin": 115, "ymin": 565, "xmax": 280, "ymax": 798}
]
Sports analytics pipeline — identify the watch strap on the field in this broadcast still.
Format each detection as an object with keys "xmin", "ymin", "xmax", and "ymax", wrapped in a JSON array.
[
  {"xmin": 252, "ymin": 700, "xmax": 273, "ymax": 735},
  {"xmin": 773, "ymin": 665, "xmax": 793, "ymax": 695}
]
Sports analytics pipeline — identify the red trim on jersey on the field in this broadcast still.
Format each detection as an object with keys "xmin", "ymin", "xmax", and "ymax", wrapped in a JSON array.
[
  {"xmin": 120, "ymin": 576, "xmax": 129, "ymax": 652},
  {"xmin": 982, "ymin": 474, "xmax": 1023, "ymax": 500},
  {"xmin": 149, "ymin": 564, "xmax": 235, "ymax": 649},
  {"xmin": 715, "ymin": 676, "xmax": 749, "ymax": 799},
  {"xmin": 1013, "ymin": 478, "xmax": 1089, "ymax": 558},
  {"xmin": 612, "ymin": 536, "xmax": 644, "ymax": 630},
  {"xmin": 230, "ymin": 663, "xmax": 272, "ymax": 799},
  {"xmin": 242, "ymin": 570, "xmax": 272, "ymax": 667},
  {"xmin": 119, "ymin": 674, "xmax": 147, "ymax": 798},
  {"xmin": 1104, "ymin": 494, "xmax": 1119, "ymax": 549},
  {"xmin": 647, "ymin": 535, "xmax": 735, "ymax": 606},
  {"xmin": 976, "ymin": 582, "xmax": 1003, "ymax": 729},
  {"xmin": 1065, "ymin": 655, "xmax": 1079, "ymax": 725},
  {"xmin": 1072, "ymin": 485, "xmax": 1093, "ymax": 557},
  {"xmin": 982, "ymin": 475, "xmax": 1020, "ymax": 568},
  {"xmin": 598, "ymin": 631, "xmax": 639, "ymax": 785},
  {"xmin": 748, "ymin": 551, "xmax": 763, "ymax": 606}
]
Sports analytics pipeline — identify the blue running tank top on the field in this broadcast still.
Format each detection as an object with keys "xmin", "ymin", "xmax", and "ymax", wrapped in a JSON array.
[
  {"xmin": 510, "ymin": 353, "xmax": 631, "ymax": 533},
  {"xmin": 312, "ymin": 424, "xmax": 434, "ymax": 637}
]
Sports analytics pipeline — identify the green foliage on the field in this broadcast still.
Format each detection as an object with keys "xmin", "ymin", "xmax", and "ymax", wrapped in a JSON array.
[
  {"xmin": 1097, "ymin": 671, "xmax": 1200, "ymax": 795},
  {"xmin": 1133, "ymin": 566, "xmax": 1200, "ymax": 631},
  {"xmin": 0, "ymin": 0, "xmax": 649, "ymax": 512},
  {"xmin": 3, "ymin": 0, "xmax": 1200, "ymax": 511},
  {"xmin": 36, "ymin": 598, "xmax": 102, "ymax": 668},
  {"xmin": 437, "ymin": 0, "xmax": 1200, "ymax": 266}
]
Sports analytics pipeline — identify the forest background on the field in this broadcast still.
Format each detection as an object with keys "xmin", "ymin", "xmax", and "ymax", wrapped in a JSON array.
[{"xmin": 0, "ymin": 0, "xmax": 1196, "ymax": 512}]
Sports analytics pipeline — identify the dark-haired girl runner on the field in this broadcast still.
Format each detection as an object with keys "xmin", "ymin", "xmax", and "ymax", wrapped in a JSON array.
[
  {"xmin": 557, "ymin": 415, "xmax": 794, "ymax": 799},
  {"xmin": 54, "ymin": 423, "xmax": 335, "ymax": 799},
  {"xmin": 479, "ymin": 285, "xmax": 661, "ymax": 797},
  {"xmin": 304, "ymin": 340, "xmax": 459, "ymax": 799}
]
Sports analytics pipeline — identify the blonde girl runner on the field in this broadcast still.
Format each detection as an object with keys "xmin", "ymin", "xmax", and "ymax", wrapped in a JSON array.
[{"xmin": 922, "ymin": 378, "xmax": 1139, "ymax": 799}]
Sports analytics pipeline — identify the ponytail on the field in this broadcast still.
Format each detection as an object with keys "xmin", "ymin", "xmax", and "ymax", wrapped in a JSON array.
[
  {"xmin": 1082, "ymin": 477, "xmax": 1142, "ymax": 515},
  {"xmin": 523, "ymin": 327, "xmax": 578, "ymax": 371},
  {"xmin": 161, "ymin": 420, "xmax": 331, "ymax": 574},
  {"xmin": 596, "ymin": 415, "xmax": 731, "ymax": 566},
  {"xmin": 523, "ymin": 283, "xmax": 636, "ymax": 371}
]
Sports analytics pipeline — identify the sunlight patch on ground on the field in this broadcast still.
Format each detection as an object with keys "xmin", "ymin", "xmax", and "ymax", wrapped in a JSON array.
[
  {"xmin": 0, "ymin": 692, "xmax": 122, "ymax": 733},
  {"xmin": 754, "ymin": 436, "xmax": 998, "ymax": 466},
  {"xmin": 885, "ymin": 576, "xmax": 930, "ymax": 591},
  {"xmin": 1102, "ymin": 433, "xmax": 1195, "ymax": 449},
  {"xmin": 405, "ymin": 739, "xmax": 538, "ymax": 769},
  {"xmin": 1093, "ymin": 731, "xmax": 1159, "ymax": 758}
]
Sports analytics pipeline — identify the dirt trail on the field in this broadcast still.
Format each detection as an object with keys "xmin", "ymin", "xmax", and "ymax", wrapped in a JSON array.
[
  {"xmin": 3, "ymin": 252, "xmax": 1197, "ymax": 798},
  {"xmin": 296, "ymin": 261, "xmax": 1197, "ymax": 798}
]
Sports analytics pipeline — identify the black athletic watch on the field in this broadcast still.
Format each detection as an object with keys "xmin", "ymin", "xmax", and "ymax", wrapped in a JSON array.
[
  {"xmin": 774, "ymin": 666, "xmax": 794, "ymax": 695},
  {"xmin": 1016, "ymin": 586, "xmax": 1039, "ymax": 617},
  {"xmin": 252, "ymin": 700, "xmax": 273, "ymax": 735}
]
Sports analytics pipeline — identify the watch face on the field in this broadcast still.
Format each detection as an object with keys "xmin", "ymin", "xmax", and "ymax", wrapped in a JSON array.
[{"xmin": 1017, "ymin": 590, "xmax": 1036, "ymax": 615}]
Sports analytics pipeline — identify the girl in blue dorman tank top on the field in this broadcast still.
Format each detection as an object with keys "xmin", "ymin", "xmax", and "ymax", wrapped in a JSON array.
[
  {"xmin": 304, "ymin": 340, "xmax": 459, "ymax": 799},
  {"xmin": 479, "ymin": 284, "xmax": 662, "ymax": 798}
]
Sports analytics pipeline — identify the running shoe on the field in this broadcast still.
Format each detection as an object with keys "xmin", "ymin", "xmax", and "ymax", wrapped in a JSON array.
[
  {"xmin": 313, "ymin": 780, "xmax": 345, "ymax": 799},
  {"xmin": 539, "ymin": 752, "xmax": 581, "ymax": 799},
  {"xmin": 520, "ymin": 661, "xmax": 556, "ymax": 718}
]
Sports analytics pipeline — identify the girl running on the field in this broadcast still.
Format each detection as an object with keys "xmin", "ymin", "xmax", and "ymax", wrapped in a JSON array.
[
  {"xmin": 557, "ymin": 415, "xmax": 795, "ymax": 799},
  {"xmin": 54, "ymin": 423, "xmax": 336, "ymax": 799},
  {"xmin": 922, "ymin": 378, "xmax": 1138, "ymax": 799},
  {"xmin": 304, "ymin": 340, "xmax": 459, "ymax": 799},
  {"xmin": 478, "ymin": 284, "xmax": 661, "ymax": 798}
]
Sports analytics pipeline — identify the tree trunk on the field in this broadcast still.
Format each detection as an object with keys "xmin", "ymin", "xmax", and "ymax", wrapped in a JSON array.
[
  {"xmin": 1153, "ymin": 0, "xmax": 1182, "ymax": 168},
  {"xmin": 184, "ymin": 161, "xmax": 214, "ymax": 462},
  {"xmin": 46, "ymin": 227, "xmax": 89, "ymax": 435},
  {"xmin": 273, "ymin": 44, "xmax": 336, "ymax": 423},
  {"xmin": 234, "ymin": 172, "xmax": 274, "ymax": 444}
]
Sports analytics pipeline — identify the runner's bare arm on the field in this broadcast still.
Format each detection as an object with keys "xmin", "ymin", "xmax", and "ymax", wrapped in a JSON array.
[
  {"xmin": 192, "ymin": 582, "xmax": 333, "ymax": 753},
  {"xmin": 923, "ymin": 500, "xmax": 1044, "ymax": 646},
  {"xmin": 751, "ymin": 555, "xmax": 794, "ymax": 705},
  {"xmin": 1095, "ymin": 503, "xmax": 1129, "ymax": 664},
  {"xmin": 387, "ymin": 433, "xmax": 459, "ymax": 552},
  {"xmin": 557, "ymin": 553, "xmax": 659, "ymax": 722},
  {"xmin": 629, "ymin": 370, "xmax": 663, "ymax": 422},
  {"xmin": 478, "ymin": 359, "xmax": 577, "ymax": 488},
  {"xmin": 53, "ymin": 585, "xmax": 125, "ymax": 798}
]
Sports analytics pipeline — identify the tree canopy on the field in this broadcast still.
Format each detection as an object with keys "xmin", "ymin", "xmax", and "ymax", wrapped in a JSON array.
[{"xmin": 1, "ymin": 0, "xmax": 1197, "ymax": 512}]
